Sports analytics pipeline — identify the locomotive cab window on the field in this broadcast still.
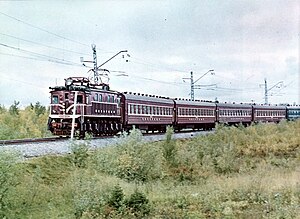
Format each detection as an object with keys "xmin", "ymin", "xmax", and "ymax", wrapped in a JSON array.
[
  {"xmin": 77, "ymin": 95, "xmax": 83, "ymax": 104},
  {"xmin": 52, "ymin": 95, "xmax": 58, "ymax": 104}
]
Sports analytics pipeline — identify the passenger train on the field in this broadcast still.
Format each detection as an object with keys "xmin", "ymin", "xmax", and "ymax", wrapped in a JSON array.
[{"xmin": 48, "ymin": 77, "xmax": 300, "ymax": 137}]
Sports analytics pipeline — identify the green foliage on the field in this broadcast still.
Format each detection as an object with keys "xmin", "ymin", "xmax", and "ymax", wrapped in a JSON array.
[
  {"xmin": 29, "ymin": 101, "xmax": 46, "ymax": 116},
  {"xmin": 0, "ymin": 121, "xmax": 299, "ymax": 218},
  {"xmin": 0, "ymin": 149, "xmax": 23, "ymax": 218},
  {"xmin": 9, "ymin": 100, "xmax": 20, "ymax": 115},
  {"xmin": 69, "ymin": 141, "xmax": 89, "ymax": 168},
  {"xmin": 162, "ymin": 126, "xmax": 177, "ymax": 166},
  {"xmin": 0, "ymin": 101, "xmax": 51, "ymax": 140},
  {"xmin": 0, "ymin": 105, "xmax": 6, "ymax": 114},
  {"xmin": 107, "ymin": 184, "xmax": 125, "ymax": 210},
  {"xmin": 115, "ymin": 127, "xmax": 162, "ymax": 182},
  {"xmin": 125, "ymin": 189, "xmax": 150, "ymax": 217}
]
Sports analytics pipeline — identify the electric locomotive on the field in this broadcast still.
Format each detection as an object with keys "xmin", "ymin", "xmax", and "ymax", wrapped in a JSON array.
[{"xmin": 48, "ymin": 77, "xmax": 123, "ymax": 137}]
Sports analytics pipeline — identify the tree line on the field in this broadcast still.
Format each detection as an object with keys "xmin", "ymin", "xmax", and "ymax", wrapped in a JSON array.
[{"xmin": 0, "ymin": 101, "xmax": 50, "ymax": 140}]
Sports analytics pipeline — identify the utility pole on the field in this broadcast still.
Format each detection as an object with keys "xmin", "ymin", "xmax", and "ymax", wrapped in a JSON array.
[
  {"xmin": 191, "ymin": 71, "xmax": 194, "ymax": 101},
  {"xmin": 81, "ymin": 45, "xmax": 128, "ymax": 86},
  {"xmin": 264, "ymin": 78, "xmax": 268, "ymax": 105},
  {"xmin": 183, "ymin": 69, "xmax": 214, "ymax": 101},
  {"xmin": 260, "ymin": 78, "xmax": 284, "ymax": 105},
  {"xmin": 92, "ymin": 44, "xmax": 99, "ymax": 84}
]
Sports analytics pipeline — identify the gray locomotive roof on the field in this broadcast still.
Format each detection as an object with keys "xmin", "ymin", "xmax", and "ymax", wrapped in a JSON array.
[
  {"xmin": 122, "ymin": 93, "xmax": 174, "ymax": 104},
  {"xmin": 174, "ymin": 99, "xmax": 216, "ymax": 107},
  {"xmin": 216, "ymin": 102, "xmax": 252, "ymax": 108},
  {"xmin": 252, "ymin": 104, "xmax": 286, "ymax": 109}
]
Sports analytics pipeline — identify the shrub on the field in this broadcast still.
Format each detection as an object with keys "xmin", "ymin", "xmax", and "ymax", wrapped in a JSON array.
[
  {"xmin": 125, "ymin": 189, "xmax": 150, "ymax": 217},
  {"xmin": 115, "ymin": 127, "xmax": 162, "ymax": 182},
  {"xmin": 107, "ymin": 184, "xmax": 125, "ymax": 210},
  {"xmin": 69, "ymin": 141, "xmax": 89, "ymax": 168},
  {"xmin": 162, "ymin": 126, "xmax": 177, "ymax": 166}
]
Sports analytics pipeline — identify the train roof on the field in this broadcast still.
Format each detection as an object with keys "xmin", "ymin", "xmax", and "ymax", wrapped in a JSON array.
[
  {"xmin": 174, "ymin": 99, "xmax": 216, "ymax": 107},
  {"xmin": 252, "ymin": 104, "xmax": 286, "ymax": 109},
  {"xmin": 122, "ymin": 92, "xmax": 174, "ymax": 104},
  {"xmin": 216, "ymin": 102, "xmax": 252, "ymax": 108}
]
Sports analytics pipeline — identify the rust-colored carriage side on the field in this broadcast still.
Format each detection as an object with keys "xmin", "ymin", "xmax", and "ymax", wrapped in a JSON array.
[
  {"xmin": 252, "ymin": 104, "xmax": 286, "ymax": 123},
  {"xmin": 216, "ymin": 102, "xmax": 252, "ymax": 125},
  {"xmin": 174, "ymin": 99, "xmax": 216, "ymax": 130},
  {"xmin": 122, "ymin": 92, "xmax": 175, "ymax": 132}
]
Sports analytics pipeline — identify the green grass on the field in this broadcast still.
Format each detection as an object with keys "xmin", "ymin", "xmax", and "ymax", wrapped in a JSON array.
[{"xmin": 0, "ymin": 120, "xmax": 299, "ymax": 218}]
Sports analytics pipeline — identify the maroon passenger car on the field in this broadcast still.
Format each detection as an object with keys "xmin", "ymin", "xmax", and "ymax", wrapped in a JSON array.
[
  {"xmin": 174, "ymin": 99, "xmax": 216, "ymax": 130},
  {"xmin": 122, "ymin": 92, "xmax": 174, "ymax": 132},
  {"xmin": 252, "ymin": 105, "xmax": 286, "ymax": 123},
  {"xmin": 216, "ymin": 102, "xmax": 252, "ymax": 125}
]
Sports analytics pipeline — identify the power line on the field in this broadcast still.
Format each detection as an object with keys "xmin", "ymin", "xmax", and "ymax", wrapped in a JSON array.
[
  {"xmin": 0, "ymin": 42, "xmax": 86, "ymax": 67},
  {"xmin": 130, "ymin": 56, "xmax": 187, "ymax": 73},
  {"xmin": 0, "ymin": 11, "xmax": 89, "ymax": 47},
  {"xmin": 0, "ymin": 32, "xmax": 90, "ymax": 56},
  {"xmin": 132, "ymin": 75, "xmax": 187, "ymax": 87},
  {"xmin": 0, "ymin": 51, "xmax": 85, "ymax": 67}
]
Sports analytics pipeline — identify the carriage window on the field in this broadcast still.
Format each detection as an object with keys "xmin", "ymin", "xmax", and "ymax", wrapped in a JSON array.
[
  {"xmin": 134, "ymin": 105, "xmax": 138, "ymax": 114},
  {"xmin": 99, "ymin": 94, "xmax": 102, "ymax": 102},
  {"xmin": 77, "ymin": 95, "xmax": 83, "ymax": 104},
  {"xmin": 147, "ymin": 106, "xmax": 150, "ymax": 114},
  {"xmin": 94, "ymin": 94, "xmax": 98, "ymax": 101},
  {"xmin": 107, "ymin": 95, "xmax": 110, "ymax": 102},
  {"xmin": 52, "ymin": 95, "xmax": 58, "ymax": 104},
  {"xmin": 65, "ymin": 93, "xmax": 69, "ymax": 100}
]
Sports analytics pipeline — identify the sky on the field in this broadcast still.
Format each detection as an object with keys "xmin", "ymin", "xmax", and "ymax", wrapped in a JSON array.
[{"xmin": 0, "ymin": 0, "xmax": 299, "ymax": 108}]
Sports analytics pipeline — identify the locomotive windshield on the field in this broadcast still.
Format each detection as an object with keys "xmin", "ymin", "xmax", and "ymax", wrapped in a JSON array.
[{"xmin": 52, "ymin": 95, "xmax": 58, "ymax": 104}]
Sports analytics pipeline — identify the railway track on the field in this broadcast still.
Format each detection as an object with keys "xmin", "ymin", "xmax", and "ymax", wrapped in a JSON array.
[
  {"xmin": 0, "ymin": 130, "xmax": 213, "ymax": 158},
  {"xmin": 0, "ymin": 136, "xmax": 69, "ymax": 145}
]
